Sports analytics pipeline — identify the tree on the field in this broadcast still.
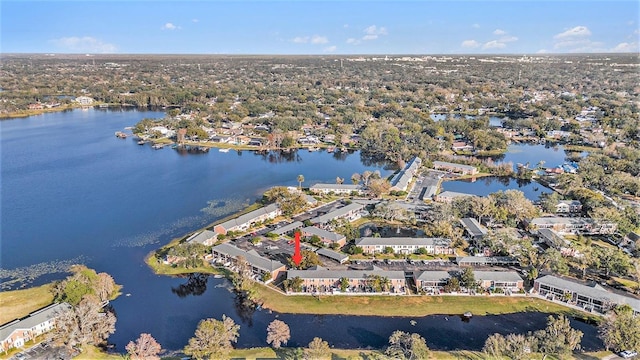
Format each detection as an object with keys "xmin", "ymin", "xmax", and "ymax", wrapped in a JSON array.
[
  {"xmin": 351, "ymin": 173, "xmax": 361, "ymax": 185},
  {"xmin": 339, "ymin": 277, "xmax": 349, "ymax": 292},
  {"xmin": 126, "ymin": 333, "xmax": 162, "ymax": 360},
  {"xmin": 386, "ymin": 330, "xmax": 430, "ymax": 360},
  {"xmin": 598, "ymin": 305, "xmax": 640, "ymax": 352},
  {"xmin": 297, "ymin": 174, "xmax": 305, "ymax": 189},
  {"xmin": 184, "ymin": 315, "xmax": 240, "ymax": 360},
  {"xmin": 336, "ymin": 176, "xmax": 344, "ymax": 184},
  {"xmin": 483, "ymin": 333, "xmax": 507, "ymax": 358},
  {"xmin": 305, "ymin": 337, "xmax": 330, "ymax": 359},
  {"xmin": 266, "ymin": 319, "xmax": 291, "ymax": 349},
  {"xmin": 367, "ymin": 178, "xmax": 390, "ymax": 198},
  {"xmin": 533, "ymin": 315, "xmax": 583, "ymax": 359},
  {"xmin": 52, "ymin": 295, "xmax": 116, "ymax": 350}
]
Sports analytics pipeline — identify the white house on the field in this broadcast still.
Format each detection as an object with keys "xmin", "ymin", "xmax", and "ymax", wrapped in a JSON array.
[{"xmin": 0, "ymin": 303, "xmax": 71, "ymax": 352}]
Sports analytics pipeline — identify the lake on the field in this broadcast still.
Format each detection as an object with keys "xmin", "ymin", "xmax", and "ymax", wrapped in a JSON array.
[
  {"xmin": 0, "ymin": 109, "xmax": 602, "ymax": 352},
  {"xmin": 440, "ymin": 177, "xmax": 552, "ymax": 201}
]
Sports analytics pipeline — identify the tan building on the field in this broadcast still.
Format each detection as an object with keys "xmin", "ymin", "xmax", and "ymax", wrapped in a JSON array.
[
  {"xmin": 1, "ymin": 303, "xmax": 71, "ymax": 352},
  {"xmin": 214, "ymin": 204, "xmax": 280, "ymax": 235},
  {"xmin": 433, "ymin": 161, "xmax": 478, "ymax": 175},
  {"xmin": 355, "ymin": 237, "xmax": 454, "ymax": 255},
  {"xmin": 211, "ymin": 242, "xmax": 285, "ymax": 282},
  {"xmin": 286, "ymin": 266, "xmax": 406, "ymax": 294}
]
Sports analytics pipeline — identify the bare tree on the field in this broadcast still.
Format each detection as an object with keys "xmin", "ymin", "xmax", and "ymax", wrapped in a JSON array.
[
  {"xmin": 52, "ymin": 295, "xmax": 116, "ymax": 350},
  {"xmin": 386, "ymin": 330, "xmax": 429, "ymax": 360},
  {"xmin": 266, "ymin": 319, "xmax": 291, "ymax": 349},
  {"xmin": 96, "ymin": 272, "xmax": 116, "ymax": 302},
  {"xmin": 184, "ymin": 315, "xmax": 240, "ymax": 360},
  {"xmin": 305, "ymin": 337, "xmax": 330, "ymax": 359},
  {"xmin": 126, "ymin": 333, "xmax": 162, "ymax": 360}
]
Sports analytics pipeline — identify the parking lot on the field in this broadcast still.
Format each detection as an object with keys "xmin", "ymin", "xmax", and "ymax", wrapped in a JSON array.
[{"xmin": 10, "ymin": 342, "xmax": 74, "ymax": 360}]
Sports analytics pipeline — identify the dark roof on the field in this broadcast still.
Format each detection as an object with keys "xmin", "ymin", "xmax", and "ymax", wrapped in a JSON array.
[
  {"xmin": 271, "ymin": 221, "xmax": 303, "ymax": 235},
  {"xmin": 302, "ymin": 226, "xmax": 345, "ymax": 242},
  {"xmin": 460, "ymin": 218, "xmax": 488, "ymax": 237},
  {"xmin": 310, "ymin": 202, "xmax": 365, "ymax": 224},
  {"xmin": 316, "ymin": 248, "xmax": 349, "ymax": 262},
  {"xmin": 212, "ymin": 242, "xmax": 285, "ymax": 272},
  {"xmin": 217, "ymin": 204, "xmax": 279, "ymax": 231}
]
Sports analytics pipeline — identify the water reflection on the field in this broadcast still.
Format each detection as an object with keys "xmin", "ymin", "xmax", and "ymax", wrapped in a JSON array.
[{"xmin": 171, "ymin": 273, "xmax": 209, "ymax": 298}]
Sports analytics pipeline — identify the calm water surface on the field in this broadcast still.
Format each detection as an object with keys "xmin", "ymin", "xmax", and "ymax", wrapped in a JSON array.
[{"xmin": 0, "ymin": 109, "xmax": 601, "ymax": 351}]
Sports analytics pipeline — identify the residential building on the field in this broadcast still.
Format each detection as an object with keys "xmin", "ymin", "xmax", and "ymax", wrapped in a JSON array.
[
  {"xmin": 186, "ymin": 230, "xmax": 217, "ymax": 246},
  {"xmin": 270, "ymin": 221, "xmax": 303, "ymax": 236},
  {"xmin": 555, "ymin": 200, "xmax": 582, "ymax": 214},
  {"xmin": 528, "ymin": 217, "xmax": 617, "ymax": 235},
  {"xmin": 310, "ymin": 202, "xmax": 366, "ymax": 226},
  {"xmin": 474, "ymin": 271, "xmax": 524, "ymax": 292},
  {"xmin": 74, "ymin": 96, "xmax": 94, "ymax": 105},
  {"xmin": 390, "ymin": 156, "xmax": 422, "ymax": 192},
  {"xmin": 414, "ymin": 271, "xmax": 451, "ymax": 293},
  {"xmin": 301, "ymin": 226, "xmax": 347, "ymax": 247},
  {"xmin": 286, "ymin": 266, "xmax": 406, "ymax": 294},
  {"xmin": 355, "ymin": 237, "xmax": 454, "ymax": 255},
  {"xmin": 455, "ymin": 256, "xmax": 520, "ymax": 266},
  {"xmin": 309, "ymin": 183, "xmax": 363, "ymax": 195},
  {"xmin": 537, "ymin": 228, "xmax": 571, "ymax": 252},
  {"xmin": 214, "ymin": 204, "xmax": 281, "ymax": 235},
  {"xmin": 316, "ymin": 248, "xmax": 349, "ymax": 264},
  {"xmin": 533, "ymin": 275, "xmax": 640, "ymax": 315},
  {"xmin": 1, "ymin": 303, "xmax": 71, "ymax": 352},
  {"xmin": 211, "ymin": 242, "xmax": 286, "ymax": 282},
  {"xmin": 460, "ymin": 218, "xmax": 488, "ymax": 242},
  {"xmin": 433, "ymin": 161, "xmax": 478, "ymax": 175},
  {"xmin": 434, "ymin": 190, "xmax": 476, "ymax": 203},
  {"xmin": 451, "ymin": 141, "xmax": 474, "ymax": 152}
]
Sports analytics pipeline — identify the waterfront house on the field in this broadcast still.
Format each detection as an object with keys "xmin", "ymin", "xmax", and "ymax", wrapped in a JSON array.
[
  {"xmin": 451, "ymin": 141, "xmax": 474, "ymax": 152},
  {"xmin": 309, "ymin": 183, "xmax": 363, "ymax": 195},
  {"xmin": 0, "ymin": 303, "xmax": 71, "ymax": 352},
  {"xmin": 301, "ymin": 226, "xmax": 347, "ymax": 247},
  {"xmin": 555, "ymin": 200, "xmax": 582, "ymax": 214},
  {"xmin": 355, "ymin": 237, "xmax": 454, "ymax": 255},
  {"xmin": 434, "ymin": 190, "xmax": 476, "ymax": 203},
  {"xmin": 74, "ymin": 96, "xmax": 94, "ymax": 105},
  {"xmin": 316, "ymin": 248, "xmax": 349, "ymax": 264},
  {"xmin": 460, "ymin": 218, "xmax": 488, "ymax": 242},
  {"xmin": 536, "ymin": 228, "xmax": 571, "ymax": 252},
  {"xmin": 214, "ymin": 204, "xmax": 281, "ymax": 235},
  {"xmin": 474, "ymin": 271, "xmax": 524, "ymax": 292},
  {"xmin": 533, "ymin": 275, "xmax": 640, "ymax": 315},
  {"xmin": 309, "ymin": 202, "xmax": 366, "ymax": 226},
  {"xmin": 211, "ymin": 242, "xmax": 285, "ymax": 282},
  {"xmin": 433, "ymin": 161, "xmax": 478, "ymax": 175},
  {"xmin": 390, "ymin": 156, "xmax": 422, "ymax": 192},
  {"xmin": 286, "ymin": 266, "xmax": 406, "ymax": 294},
  {"xmin": 414, "ymin": 271, "xmax": 452, "ymax": 293},
  {"xmin": 186, "ymin": 230, "xmax": 217, "ymax": 246}
]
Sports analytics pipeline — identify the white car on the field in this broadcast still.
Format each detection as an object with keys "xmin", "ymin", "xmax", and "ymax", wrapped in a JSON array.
[{"xmin": 619, "ymin": 350, "xmax": 638, "ymax": 359}]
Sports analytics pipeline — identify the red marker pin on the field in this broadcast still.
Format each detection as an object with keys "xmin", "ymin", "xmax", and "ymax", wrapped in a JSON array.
[{"xmin": 292, "ymin": 231, "xmax": 302, "ymax": 266}]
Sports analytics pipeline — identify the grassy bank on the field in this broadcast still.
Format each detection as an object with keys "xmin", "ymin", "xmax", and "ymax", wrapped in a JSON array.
[
  {"xmin": 0, "ymin": 283, "xmax": 54, "ymax": 325},
  {"xmin": 254, "ymin": 284, "xmax": 599, "ymax": 321}
]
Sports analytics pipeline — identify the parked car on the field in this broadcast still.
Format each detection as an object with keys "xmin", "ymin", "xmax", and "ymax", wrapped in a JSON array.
[{"xmin": 619, "ymin": 350, "xmax": 638, "ymax": 359}]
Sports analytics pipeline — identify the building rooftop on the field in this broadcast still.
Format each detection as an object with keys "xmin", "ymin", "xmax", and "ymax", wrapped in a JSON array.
[
  {"xmin": 212, "ymin": 242, "xmax": 285, "ymax": 272},
  {"xmin": 287, "ymin": 266, "xmax": 405, "ymax": 280},
  {"xmin": 310, "ymin": 202, "xmax": 365, "ymax": 224},
  {"xmin": 355, "ymin": 237, "xmax": 451, "ymax": 247},
  {"xmin": 270, "ymin": 221, "xmax": 303, "ymax": 235},
  {"xmin": 456, "ymin": 256, "xmax": 519, "ymax": 265},
  {"xmin": 474, "ymin": 270, "xmax": 523, "ymax": 282},
  {"xmin": 302, "ymin": 226, "xmax": 345, "ymax": 242},
  {"xmin": 0, "ymin": 302, "xmax": 71, "ymax": 342},
  {"xmin": 535, "ymin": 275, "xmax": 640, "ymax": 313},
  {"xmin": 316, "ymin": 248, "xmax": 349, "ymax": 262},
  {"xmin": 460, "ymin": 218, "xmax": 488, "ymax": 237},
  {"xmin": 217, "ymin": 203, "xmax": 279, "ymax": 231},
  {"xmin": 186, "ymin": 230, "xmax": 217, "ymax": 244},
  {"xmin": 310, "ymin": 183, "xmax": 362, "ymax": 191},
  {"xmin": 415, "ymin": 270, "xmax": 452, "ymax": 282}
]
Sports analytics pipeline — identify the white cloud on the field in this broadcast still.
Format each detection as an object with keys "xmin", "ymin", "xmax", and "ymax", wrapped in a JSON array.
[
  {"xmin": 472, "ymin": 23, "xmax": 480, "ymax": 29},
  {"xmin": 50, "ymin": 36, "xmax": 117, "ymax": 53},
  {"xmin": 493, "ymin": 29, "xmax": 506, "ymax": 35},
  {"xmin": 346, "ymin": 38, "xmax": 360, "ymax": 45},
  {"xmin": 537, "ymin": 49, "xmax": 549, "ymax": 54},
  {"xmin": 324, "ymin": 45, "xmax": 337, "ymax": 52},
  {"xmin": 192, "ymin": 19, "xmax": 199, "ymax": 23},
  {"xmin": 162, "ymin": 22, "xmax": 180, "ymax": 30},
  {"xmin": 483, "ymin": 40, "xmax": 506, "ymax": 49},
  {"xmin": 364, "ymin": 25, "xmax": 388, "ymax": 36},
  {"xmin": 554, "ymin": 26, "xmax": 591, "ymax": 39},
  {"xmin": 343, "ymin": 24, "xmax": 349, "ymax": 28},
  {"xmin": 461, "ymin": 40, "xmax": 480, "ymax": 48},
  {"xmin": 311, "ymin": 35, "xmax": 329, "ymax": 44},
  {"xmin": 292, "ymin": 36, "xmax": 310, "ymax": 43},
  {"xmin": 612, "ymin": 42, "xmax": 639, "ymax": 52},
  {"xmin": 499, "ymin": 35, "xmax": 518, "ymax": 43},
  {"xmin": 362, "ymin": 34, "xmax": 379, "ymax": 41}
]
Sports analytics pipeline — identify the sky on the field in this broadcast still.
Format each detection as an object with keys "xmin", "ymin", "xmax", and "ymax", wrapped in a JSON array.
[{"xmin": 2, "ymin": 1, "xmax": 639, "ymax": 54}]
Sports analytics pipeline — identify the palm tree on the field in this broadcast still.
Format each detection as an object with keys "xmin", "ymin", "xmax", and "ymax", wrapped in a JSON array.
[{"xmin": 297, "ymin": 174, "xmax": 304, "ymax": 190}]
